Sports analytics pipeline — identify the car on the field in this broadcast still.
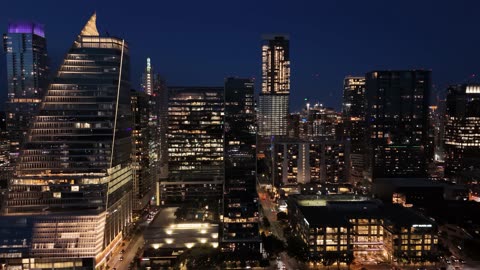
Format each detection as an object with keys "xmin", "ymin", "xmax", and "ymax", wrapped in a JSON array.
[
  {"xmin": 460, "ymin": 259, "xmax": 466, "ymax": 264},
  {"xmin": 445, "ymin": 259, "xmax": 451, "ymax": 264},
  {"xmin": 120, "ymin": 249, "xmax": 125, "ymax": 254},
  {"xmin": 120, "ymin": 257, "xmax": 124, "ymax": 261}
]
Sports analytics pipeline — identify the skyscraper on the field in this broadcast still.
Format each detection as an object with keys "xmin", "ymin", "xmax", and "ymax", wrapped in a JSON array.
[
  {"xmin": 131, "ymin": 90, "xmax": 154, "ymax": 211},
  {"xmin": 222, "ymin": 78, "xmax": 260, "ymax": 255},
  {"xmin": 0, "ymin": 14, "xmax": 132, "ymax": 269},
  {"xmin": 258, "ymin": 35, "xmax": 290, "ymax": 137},
  {"xmin": 342, "ymin": 76, "xmax": 366, "ymax": 183},
  {"xmin": 161, "ymin": 86, "xmax": 224, "ymax": 204},
  {"xmin": 444, "ymin": 84, "xmax": 480, "ymax": 178},
  {"xmin": 141, "ymin": 57, "xmax": 154, "ymax": 95},
  {"xmin": 3, "ymin": 21, "xmax": 49, "ymax": 183},
  {"xmin": 365, "ymin": 70, "xmax": 431, "ymax": 180}
]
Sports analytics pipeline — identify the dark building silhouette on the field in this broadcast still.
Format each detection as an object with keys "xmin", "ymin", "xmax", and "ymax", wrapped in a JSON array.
[
  {"xmin": 131, "ymin": 90, "xmax": 155, "ymax": 210},
  {"xmin": 222, "ymin": 78, "xmax": 260, "ymax": 254},
  {"xmin": 365, "ymin": 70, "xmax": 431, "ymax": 180},
  {"xmin": 342, "ymin": 76, "xmax": 366, "ymax": 183}
]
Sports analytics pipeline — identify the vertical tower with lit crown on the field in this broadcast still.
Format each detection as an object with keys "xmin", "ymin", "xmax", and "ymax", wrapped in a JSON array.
[
  {"xmin": 258, "ymin": 35, "xmax": 290, "ymax": 137},
  {"xmin": 3, "ymin": 21, "xmax": 49, "ymax": 185},
  {"xmin": 0, "ymin": 14, "xmax": 132, "ymax": 269}
]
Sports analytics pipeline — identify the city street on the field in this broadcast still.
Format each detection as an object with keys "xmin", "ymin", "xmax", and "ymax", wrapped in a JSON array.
[
  {"xmin": 107, "ymin": 212, "xmax": 155, "ymax": 270},
  {"xmin": 258, "ymin": 188, "xmax": 285, "ymax": 241}
]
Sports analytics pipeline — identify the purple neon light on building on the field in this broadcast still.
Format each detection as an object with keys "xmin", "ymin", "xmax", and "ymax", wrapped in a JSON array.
[{"xmin": 8, "ymin": 21, "xmax": 45, "ymax": 37}]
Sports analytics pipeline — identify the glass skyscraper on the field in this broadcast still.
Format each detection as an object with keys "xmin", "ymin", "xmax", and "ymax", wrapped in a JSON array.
[
  {"xmin": 365, "ymin": 70, "xmax": 431, "ymax": 180},
  {"xmin": 161, "ymin": 86, "xmax": 224, "ymax": 203},
  {"xmin": 444, "ymin": 84, "xmax": 480, "ymax": 178},
  {"xmin": 258, "ymin": 35, "xmax": 290, "ymax": 137},
  {"xmin": 342, "ymin": 76, "xmax": 366, "ymax": 183},
  {"xmin": 222, "ymin": 78, "xmax": 260, "ymax": 255},
  {"xmin": 3, "ymin": 21, "xmax": 49, "ymax": 185},
  {"xmin": 0, "ymin": 14, "xmax": 133, "ymax": 269}
]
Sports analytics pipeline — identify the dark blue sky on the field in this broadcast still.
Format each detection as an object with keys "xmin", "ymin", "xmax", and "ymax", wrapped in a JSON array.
[{"xmin": 1, "ymin": 0, "xmax": 479, "ymax": 111}]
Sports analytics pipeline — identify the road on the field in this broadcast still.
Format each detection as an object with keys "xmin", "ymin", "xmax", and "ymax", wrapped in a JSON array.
[
  {"xmin": 258, "ymin": 188, "xmax": 285, "ymax": 241},
  {"xmin": 107, "ymin": 212, "xmax": 154, "ymax": 270},
  {"xmin": 109, "ymin": 233, "xmax": 144, "ymax": 270}
]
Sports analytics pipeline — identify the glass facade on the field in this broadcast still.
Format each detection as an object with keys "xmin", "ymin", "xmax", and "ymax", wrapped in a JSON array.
[
  {"xmin": 444, "ymin": 84, "xmax": 480, "ymax": 178},
  {"xmin": 342, "ymin": 76, "xmax": 366, "ymax": 183},
  {"xmin": 222, "ymin": 78, "xmax": 260, "ymax": 253},
  {"xmin": 3, "ymin": 21, "xmax": 49, "ymax": 184},
  {"xmin": 131, "ymin": 90, "xmax": 155, "ymax": 210},
  {"xmin": 1, "ymin": 14, "xmax": 133, "ymax": 268},
  {"xmin": 258, "ymin": 35, "xmax": 290, "ymax": 136},
  {"xmin": 161, "ymin": 86, "xmax": 224, "ymax": 203},
  {"xmin": 365, "ymin": 70, "xmax": 431, "ymax": 179}
]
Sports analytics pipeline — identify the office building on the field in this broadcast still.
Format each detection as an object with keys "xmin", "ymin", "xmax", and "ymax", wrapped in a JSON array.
[
  {"xmin": 365, "ymin": 70, "xmax": 431, "ymax": 180},
  {"xmin": 258, "ymin": 35, "xmax": 290, "ymax": 136},
  {"xmin": 342, "ymin": 76, "xmax": 366, "ymax": 183},
  {"xmin": 3, "ymin": 21, "xmax": 49, "ymax": 187},
  {"xmin": 222, "ymin": 78, "xmax": 260, "ymax": 255},
  {"xmin": 161, "ymin": 86, "xmax": 224, "ymax": 203},
  {"xmin": 444, "ymin": 84, "xmax": 480, "ymax": 178},
  {"xmin": 288, "ymin": 195, "xmax": 438, "ymax": 264},
  {"xmin": 0, "ymin": 14, "xmax": 133, "ymax": 269}
]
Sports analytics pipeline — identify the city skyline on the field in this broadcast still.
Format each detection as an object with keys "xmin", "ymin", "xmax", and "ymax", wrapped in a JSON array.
[
  {"xmin": 2, "ymin": 2, "xmax": 480, "ymax": 269},
  {"xmin": 1, "ymin": 0, "xmax": 480, "ymax": 111}
]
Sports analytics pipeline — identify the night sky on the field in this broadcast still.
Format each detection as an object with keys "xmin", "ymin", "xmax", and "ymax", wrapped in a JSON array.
[{"xmin": 1, "ymin": 0, "xmax": 479, "ymax": 111}]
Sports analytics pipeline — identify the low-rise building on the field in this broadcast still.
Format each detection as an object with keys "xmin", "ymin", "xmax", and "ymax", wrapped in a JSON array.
[{"xmin": 288, "ymin": 195, "xmax": 438, "ymax": 264}]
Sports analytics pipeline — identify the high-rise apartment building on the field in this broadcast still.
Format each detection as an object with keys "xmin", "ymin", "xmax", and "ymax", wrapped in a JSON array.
[
  {"xmin": 3, "ymin": 21, "xmax": 49, "ymax": 186},
  {"xmin": 365, "ymin": 70, "xmax": 431, "ymax": 180},
  {"xmin": 444, "ymin": 84, "xmax": 480, "ymax": 178},
  {"xmin": 131, "ymin": 90, "xmax": 154, "ymax": 211},
  {"xmin": 161, "ymin": 86, "xmax": 224, "ymax": 204},
  {"xmin": 140, "ymin": 58, "xmax": 165, "ymax": 205},
  {"xmin": 258, "ymin": 35, "xmax": 290, "ymax": 136},
  {"xmin": 222, "ymin": 78, "xmax": 260, "ymax": 254},
  {"xmin": 342, "ymin": 76, "xmax": 366, "ymax": 183},
  {"xmin": 0, "ymin": 14, "xmax": 133, "ymax": 269},
  {"xmin": 273, "ymin": 140, "xmax": 349, "ymax": 185}
]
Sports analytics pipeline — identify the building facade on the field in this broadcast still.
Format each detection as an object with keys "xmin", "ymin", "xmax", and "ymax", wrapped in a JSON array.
[
  {"xmin": 222, "ymin": 78, "xmax": 261, "ymax": 255},
  {"xmin": 342, "ymin": 76, "xmax": 366, "ymax": 183},
  {"xmin": 288, "ymin": 195, "xmax": 438, "ymax": 264},
  {"xmin": 161, "ymin": 86, "xmax": 224, "ymax": 203},
  {"xmin": 365, "ymin": 70, "xmax": 431, "ymax": 180},
  {"xmin": 3, "ymin": 21, "xmax": 49, "ymax": 187},
  {"xmin": 131, "ymin": 90, "xmax": 155, "ymax": 211},
  {"xmin": 273, "ymin": 140, "xmax": 349, "ymax": 186},
  {"xmin": 258, "ymin": 35, "xmax": 290, "ymax": 137},
  {"xmin": 0, "ymin": 14, "xmax": 133, "ymax": 269},
  {"xmin": 444, "ymin": 84, "xmax": 480, "ymax": 178}
]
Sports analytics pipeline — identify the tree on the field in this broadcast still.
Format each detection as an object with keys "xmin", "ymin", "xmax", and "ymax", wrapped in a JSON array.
[
  {"xmin": 277, "ymin": 212, "xmax": 288, "ymax": 221},
  {"xmin": 261, "ymin": 233, "xmax": 285, "ymax": 256},
  {"xmin": 174, "ymin": 245, "xmax": 223, "ymax": 270},
  {"xmin": 262, "ymin": 216, "xmax": 271, "ymax": 227},
  {"xmin": 286, "ymin": 236, "xmax": 309, "ymax": 262}
]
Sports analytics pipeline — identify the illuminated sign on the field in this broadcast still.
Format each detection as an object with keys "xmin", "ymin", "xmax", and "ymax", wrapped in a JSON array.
[{"xmin": 412, "ymin": 224, "xmax": 432, "ymax": 228}]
